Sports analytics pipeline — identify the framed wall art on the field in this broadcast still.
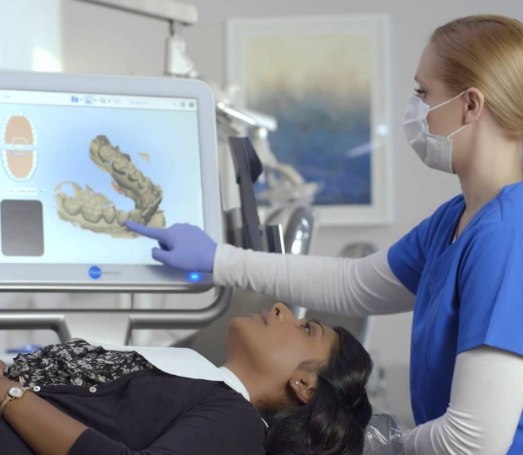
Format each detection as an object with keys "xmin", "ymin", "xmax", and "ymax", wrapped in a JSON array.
[{"xmin": 227, "ymin": 14, "xmax": 392, "ymax": 225}]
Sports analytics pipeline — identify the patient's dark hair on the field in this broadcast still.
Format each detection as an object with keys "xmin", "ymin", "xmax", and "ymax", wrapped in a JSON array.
[{"xmin": 264, "ymin": 326, "xmax": 373, "ymax": 455}]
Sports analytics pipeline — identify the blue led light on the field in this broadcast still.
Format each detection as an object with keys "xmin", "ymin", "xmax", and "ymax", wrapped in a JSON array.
[{"xmin": 188, "ymin": 272, "xmax": 201, "ymax": 282}]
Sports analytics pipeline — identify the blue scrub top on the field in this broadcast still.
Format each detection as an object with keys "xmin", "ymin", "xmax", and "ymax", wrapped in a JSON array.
[{"xmin": 388, "ymin": 181, "xmax": 523, "ymax": 454}]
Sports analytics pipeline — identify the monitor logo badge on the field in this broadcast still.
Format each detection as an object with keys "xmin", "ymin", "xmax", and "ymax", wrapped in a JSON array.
[
  {"xmin": 89, "ymin": 266, "xmax": 102, "ymax": 280},
  {"xmin": 2, "ymin": 113, "xmax": 37, "ymax": 181}
]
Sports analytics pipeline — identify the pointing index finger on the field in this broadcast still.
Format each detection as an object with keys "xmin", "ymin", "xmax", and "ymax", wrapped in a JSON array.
[{"xmin": 125, "ymin": 220, "xmax": 167, "ymax": 243}]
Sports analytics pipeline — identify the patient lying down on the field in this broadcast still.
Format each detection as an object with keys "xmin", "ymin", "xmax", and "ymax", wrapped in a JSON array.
[{"xmin": 0, "ymin": 303, "xmax": 373, "ymax": 455}]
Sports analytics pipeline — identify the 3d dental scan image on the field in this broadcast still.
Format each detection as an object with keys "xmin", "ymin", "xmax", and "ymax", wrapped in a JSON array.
[{"xmin": 55, "ymin": 134, "xmax": 166, "ymax": 238}]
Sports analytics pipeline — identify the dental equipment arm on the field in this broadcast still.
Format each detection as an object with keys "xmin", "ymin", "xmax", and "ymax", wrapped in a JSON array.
[
  {"xmin": 405, "ymin": 346, "xmax": 523, "ymax": 455},
  {"xmin": 73, "ymin": 0, "xmax": 272, "ymax": 128},
  {"xmin": 72, "ymin": 0, "xmax": 197, "ymax": 24},
  {"xmin": 73, "ymin": 0, "xmax": 199, "ymax": 77}
]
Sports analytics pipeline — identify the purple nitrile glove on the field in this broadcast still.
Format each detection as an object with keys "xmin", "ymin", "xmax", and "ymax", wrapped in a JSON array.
[{"xmin": 125, "ymin": 221, "xmax": 217, "ymax": 273}]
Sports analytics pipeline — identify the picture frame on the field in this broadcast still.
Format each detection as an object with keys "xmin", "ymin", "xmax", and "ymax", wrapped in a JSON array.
[{"xmin": 226, "ymin": 14, "xmax": 392, "ymax": 225}]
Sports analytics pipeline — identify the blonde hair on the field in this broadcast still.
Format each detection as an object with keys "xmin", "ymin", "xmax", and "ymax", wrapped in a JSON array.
[{"xmin": 431, "ymin": 15, "xmax": 523, "ymax": 140}]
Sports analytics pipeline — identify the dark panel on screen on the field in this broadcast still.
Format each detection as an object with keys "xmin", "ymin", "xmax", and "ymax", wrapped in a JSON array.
[{"xmin": 1, "ymin": 199, "xmax": 44, "ymax": 256}]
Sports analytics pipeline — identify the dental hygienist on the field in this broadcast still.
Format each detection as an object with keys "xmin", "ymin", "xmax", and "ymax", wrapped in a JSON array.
[{"xmin": 128, "ymin": 14, "xmax": 523, "ymax": 454}]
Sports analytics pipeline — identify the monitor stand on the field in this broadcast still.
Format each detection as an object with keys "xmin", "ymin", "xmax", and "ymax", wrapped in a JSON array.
[{"xmin": 0, "ymin": 287, "xmax": 233, "ymax": 346}]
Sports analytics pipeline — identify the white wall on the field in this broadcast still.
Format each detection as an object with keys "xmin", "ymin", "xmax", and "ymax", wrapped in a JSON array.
[
  {"xmin": 2, "ymin": 0, "xmax": 522, "ymax": 425},
  {"xmin": 0, "ymin": 0, "xmax": 62, "ymax": 71}
]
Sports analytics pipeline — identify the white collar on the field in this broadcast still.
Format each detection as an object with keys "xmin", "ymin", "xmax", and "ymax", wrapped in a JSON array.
[{"xmin": 218, "ymin": 366, "xmax": 250, "ymax": 401}]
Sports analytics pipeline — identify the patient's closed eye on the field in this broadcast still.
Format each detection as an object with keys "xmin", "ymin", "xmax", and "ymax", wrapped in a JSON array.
[
  {"xmin": 301, "ymin": 321, "xmax": 312, "ymax": 335},
  {"xmin": 301, "ymin": 319, "xmax": 326, "ymax": 338}
]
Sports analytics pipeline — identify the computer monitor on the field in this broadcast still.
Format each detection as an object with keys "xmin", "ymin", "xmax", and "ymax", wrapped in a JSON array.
[{"xmin": 0, "ymin": 70, "xmax": 221, "ymax": 291}]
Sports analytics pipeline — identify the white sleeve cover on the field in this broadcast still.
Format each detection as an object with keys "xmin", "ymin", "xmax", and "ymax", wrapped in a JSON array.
[
  {"xmin": 405, "ymin": 346, "xmax": 523, "ymax": 455},
  {"xmin": 213, "ymin": 244, "xmax": 415, "ymax": 317}
]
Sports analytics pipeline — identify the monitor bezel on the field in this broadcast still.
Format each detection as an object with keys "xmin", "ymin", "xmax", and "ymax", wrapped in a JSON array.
[{"xmin": 0, "ymin": 70, "xmax": 222, "ymax": 292}]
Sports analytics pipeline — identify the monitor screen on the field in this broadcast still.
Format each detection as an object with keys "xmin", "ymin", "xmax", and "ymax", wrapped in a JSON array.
[{"xmin": 0, "ymin": 70, "xmax": 222, "ymax": 291}]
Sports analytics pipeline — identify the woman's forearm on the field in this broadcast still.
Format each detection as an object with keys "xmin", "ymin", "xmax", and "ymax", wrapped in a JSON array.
[
  {"xmin": 0, "ymin": 377, "xmax": 87, "ymax": 455},
  {"xmin": 405, "ymin": 347, "xmax": 523, "ymax": 454},
  {"xmin": 214, "ymin": 245, "xmax": 415, "ymax": 316}
]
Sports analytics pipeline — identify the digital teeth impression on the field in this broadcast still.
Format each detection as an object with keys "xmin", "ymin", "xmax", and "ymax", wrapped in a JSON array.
[{"xmin": 55, "ymin": 135, "xmax": 165, "ymax": 238}]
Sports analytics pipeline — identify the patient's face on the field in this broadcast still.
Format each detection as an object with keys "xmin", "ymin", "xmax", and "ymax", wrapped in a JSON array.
[{"xmin": 226, "ymin": 303, "xmax": 338, "ymax": 384}]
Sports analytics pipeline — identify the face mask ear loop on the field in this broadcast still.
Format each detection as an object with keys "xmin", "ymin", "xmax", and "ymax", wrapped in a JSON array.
[
  {"xmin": 447, "ymin": 123, "xmax": 469, "ymax": 139},
  {"xmin": 428, "ymin": 90, "xmax": 467, "ymax": 112}
]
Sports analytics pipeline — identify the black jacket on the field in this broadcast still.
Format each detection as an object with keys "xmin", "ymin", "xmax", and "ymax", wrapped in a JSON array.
[{"xmin": 0, "ymin": 369, "xmax": 265, "ymax": 454}]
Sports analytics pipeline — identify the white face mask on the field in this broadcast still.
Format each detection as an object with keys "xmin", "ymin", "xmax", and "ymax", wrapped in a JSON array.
[{"xmin": 403, "ymin": 91, "xmax": 468, "ymax": 174}]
